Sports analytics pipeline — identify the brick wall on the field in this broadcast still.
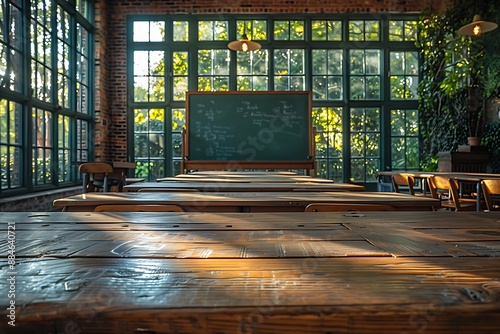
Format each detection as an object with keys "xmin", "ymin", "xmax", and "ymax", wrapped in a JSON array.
[
  {"xmin": 95, "ymin": 0, "xmax": 110, "ymax": 161},
  {"xmin": 96, "ymin": 0, "xmax": 452, "ymax": 162}
]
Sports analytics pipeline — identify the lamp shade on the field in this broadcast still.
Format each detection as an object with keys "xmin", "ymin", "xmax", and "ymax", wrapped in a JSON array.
[
  {"xmin": 458, "ymin": 14, "xmax": 498, "ymax": 36},
  {"xmin": 228, "ymin": 34, "xmax": 261, "ymax": 52}
]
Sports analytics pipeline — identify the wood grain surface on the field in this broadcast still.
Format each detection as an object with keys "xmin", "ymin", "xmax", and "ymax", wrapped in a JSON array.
[{"xmin": 1, "ymin": 211, "xmax": 500, "ymax": 333}]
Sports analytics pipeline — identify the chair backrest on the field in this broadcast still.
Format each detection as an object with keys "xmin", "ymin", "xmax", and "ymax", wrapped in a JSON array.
[
  {"xmin": 304, "ymin": 203, "xmax": 395, "ymax": 212},
  {"xmin": 78, "ymin": 162, "xmax": 114, "ymax": 193},
  {"xmin": 428, "ymin": 175, "xmax": 461, "ymax": 209},
  {"xmin": 94, "ymin": 204, "xmax": 184, "ymax": 212},
  {"xmin": 391, "ymin": 173, "xmax": 415, "ymax": 195},
  {"xmin": 481, "ymin": 179, "xmax": 500, "ymax": 211},
  {"xmin": 78, "ymin": 162, "xmax": 114, "ymax": 174}
]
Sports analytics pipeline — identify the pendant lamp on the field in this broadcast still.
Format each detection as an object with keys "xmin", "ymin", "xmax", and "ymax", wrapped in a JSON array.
[
  {"xmin": 228, "ymin": 34, "xmax": 261, "ymax": 52},
  {"xmin": 458, "ymin": 14, "xmax": 498, "ymax": 36}
]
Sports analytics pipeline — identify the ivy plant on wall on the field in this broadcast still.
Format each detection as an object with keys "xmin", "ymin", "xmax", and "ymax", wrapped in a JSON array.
[{"xmin": 417, "ymin": 0, "xmax": 500, "ymax": 171}]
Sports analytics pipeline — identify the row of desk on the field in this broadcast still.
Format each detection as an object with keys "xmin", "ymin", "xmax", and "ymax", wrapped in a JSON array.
[
  {"xmin": 378, "ymin": 170, "xmax": 500, "ymax": 211},
  {"xmin": 53, "ymin": 191, "xmax": 439, "ymax": 212},
  {"xmin": 1, "ymin": 210, "xmax": 499, "ymax": 333},
  {"xmin": 56, "ymin": 170, "xmax": 440, "ymax": 212}
]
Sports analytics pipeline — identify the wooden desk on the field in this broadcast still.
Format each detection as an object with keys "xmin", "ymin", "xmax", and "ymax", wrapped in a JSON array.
[
  {"xmin": 2, "ymin": 211, "xmax": 500, "ymax": 333},
  {"xmin": 188, "ymin": 170, "xmax": 300, "ymax": 175},
  {"xmin": 123, "ymin": 181, "xmax": 365, "ymax": 192},
  {"xmin": 158, "ymin": 173, "xmax": 335, "ymax": 183},
  {"xmin": 53, "ymin": 191, "xmax": 439, "ymax": 212}
]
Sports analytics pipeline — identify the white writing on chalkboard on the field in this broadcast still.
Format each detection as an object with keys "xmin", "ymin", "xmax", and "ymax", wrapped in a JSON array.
[{"xmin": 188, "ymin": 92, "xmax": 311, "ymax": 161}]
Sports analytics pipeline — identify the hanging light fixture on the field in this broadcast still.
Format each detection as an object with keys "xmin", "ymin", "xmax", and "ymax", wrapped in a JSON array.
[
  {"xmin": 458, "ymin": 14, "xmax": 498, "ymax": 36},
  {"xmin": 228, "ymin": 34, "xmax": 261, "ymax": 52}
]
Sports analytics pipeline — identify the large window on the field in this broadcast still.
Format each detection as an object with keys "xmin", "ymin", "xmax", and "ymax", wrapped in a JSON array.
[
  {"xmin": 0, "ymin": 0, "xmax": 94, "ymax": 196},
  {"xmin": 129, "ymin": 15, "xmax": 419, "ymax": 186}
]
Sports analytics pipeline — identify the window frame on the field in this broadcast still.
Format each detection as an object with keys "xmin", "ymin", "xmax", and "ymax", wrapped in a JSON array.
[{"xmin": 127, "ymin": 13, "xmax": 420, "ymax": 188}]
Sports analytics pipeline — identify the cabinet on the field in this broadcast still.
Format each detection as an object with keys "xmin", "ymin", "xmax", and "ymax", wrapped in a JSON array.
[{"xmin": 437, "ymin": 149, "xmax": 489, "ymax": 173}]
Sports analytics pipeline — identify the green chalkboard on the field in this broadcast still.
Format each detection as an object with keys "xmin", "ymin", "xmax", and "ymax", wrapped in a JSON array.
[{"xmin": 185, "ymin": 91, "xmax": 312, "ymax": 163}]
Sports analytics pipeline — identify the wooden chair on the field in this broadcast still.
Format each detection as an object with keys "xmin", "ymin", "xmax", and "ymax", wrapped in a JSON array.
[
  {"xmin": 78, "ymin": 162, "xmax": 114, "ymax": 193},
  {"xmin": 391, "ymin": 173, "xmax": 432, "ymax": 197},
  {"xmin": 110, "ymin": 161, "xmax": 139, "ymax": 191},
  {"xmin": 391, "ymin": 173, "xmax": 416, "ymax": 195},
  {"xmin": 481, "ymin": 179, "xmax": 500, "ymax": 211},
  {"xmin": 93, "ymin": 204, "xmax": 184, "ymax": 212},
  {"xmin": 428, "ymin": 175, "xmax": 476, "ymax": 211},
  {"xmin": 304, "ymin": 203, "xmax": 395, "ymax": 212}
]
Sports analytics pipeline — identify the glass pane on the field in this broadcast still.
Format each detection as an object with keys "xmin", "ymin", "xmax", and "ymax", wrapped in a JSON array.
[
  {"xmin": 365, "ymin": 21, "xmax": 380, "ymax": 41},
  {"xmin": 150, "ymin": 21, "xmax": 165, "ymax": 41},
  {"xmin": 134, "ymin": 134, "xmax": 150, "ymax": 158},
  {"xmin": 253, "ymin": 20, "xmax": 267, "ymax": 40},
  {"xmin": 312, "ymin": 76, "xmax": 327, "ymax": 100},
  {"xmin": 198, "ymin": 21, "xmax": 213, "ymax": 40},
  {"xmin": 391, "ymin": 137, "xmax": 406, "ymax": 169},
  {"xmin": 148, "ymin": 133, "xmax": 164, "ymax": 156},
  {"xmin": 389, "ymin": 21, "xmax": 403, "ymax": 41},
  {"xmin": 172, "ymin": 52, "xmax": 188, "ymax": 75},
  {"xmin": 328, "ymin": 77, "xmax": 342, "ymax": 100},
  {"xmin": 406, "ymin": 52, "xmax": 418, "ymax": 74},
  {"xmin": 312, "ymin": 50, "xmax": 327, "ymax": 74},
  {"xmin": 350, "ymin": 77, "xmax": 364, "ymax": 100},
  {"xmin": 406, "ymin": 137, "xmax": 419, "ymax": 168},
  {"xmin": 328, "ymin": 50, "xmax": 343, "ymax": 75},
  {"xmin": 290, "ymin": 49, "xmax": 304, "ymax": 74},
  {"xmin": 172, "ymin": 108, "xmax": 185, "ymax": 130},
  {"xmin": 391, "ymin": 110, "xmax": 405, "ymax": 136},
  {"xmin": 213, "ymin": 50, "xmax": 230, "ymax": 75},
  {"xmin": 172, "ymin": 133, "xmax": 182, "ymax": 157},
  {"xmin": 290, "ymin": 21, "xmax": 304, "ymax": 40},
  {"xmin": 173, "ymin": 77, "xmax": 188, "ymax": 101},
  {"xmin": 327, "ymin": 21, "xmax": 342, "ymax": 41},
  {"xmin": 214, "ymin": 21, "xmax": 228, "ymax": 40},
  {"xmin": 350, "ymin": 50, "xmax": 364, "ymax": 74},
  {"xmin": 404, "ymin": 21, "xmax": 418, "ymax": 41},
  {"xmin": 365, "ymin": 108, "xmax": 380, "ymax": 131},
  {"xmin": 274, "ymin": 49, "xmax": 289, "ymax": 74},
  {"xmin": 349, "ymin": 21, "xmax": 364, "ymax": 41},
  {"xmin": 365, "ymin": 50, "xmax": 380, "ymax": 74},
  {"xmin": 390, "ymin": 52, "xmax": 404, "ymax": 74},
  {"xmin": 366, "ymin": 76, "xmax": 380, "ymax": 99},
  {"xmin": 173, "ymin": 21, "xmax": 189, "ymax": 42},
  {"xmin": 312, "ymin": 20, "xmax": 327, "ymax": 41},
  {"xmin": 274, "ymin": 21, "xmax": 289, "ymax": 40}
]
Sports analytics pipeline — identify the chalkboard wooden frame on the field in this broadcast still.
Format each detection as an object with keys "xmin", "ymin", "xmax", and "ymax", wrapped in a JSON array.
[{"xmin": 182, "ymin": 91, "xmax": 315, "ymax": 174}]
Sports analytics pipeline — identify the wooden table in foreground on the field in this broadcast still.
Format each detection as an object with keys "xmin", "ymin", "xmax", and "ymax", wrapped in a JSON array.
[
  {"xmin": 1, "ymin": 211, "xmax": 500, "ymax": 334},
  {"xmin": 53, "ymin": 191, "xmax": 439, "ymax": 212},
  {"xmin": 123, "ymin": 181, "xmax": 365, "ymax": 192}
]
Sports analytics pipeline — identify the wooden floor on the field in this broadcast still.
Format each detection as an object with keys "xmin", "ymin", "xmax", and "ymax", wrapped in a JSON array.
[{"xmin": 1, "ymin": 211, "xmax": 500, "ymax": 333}]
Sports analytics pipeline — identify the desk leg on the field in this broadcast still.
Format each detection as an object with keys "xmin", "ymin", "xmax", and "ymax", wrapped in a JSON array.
[{"xmin": 476, "ymin": 182, "xmax": 482, "ymax": 211}]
